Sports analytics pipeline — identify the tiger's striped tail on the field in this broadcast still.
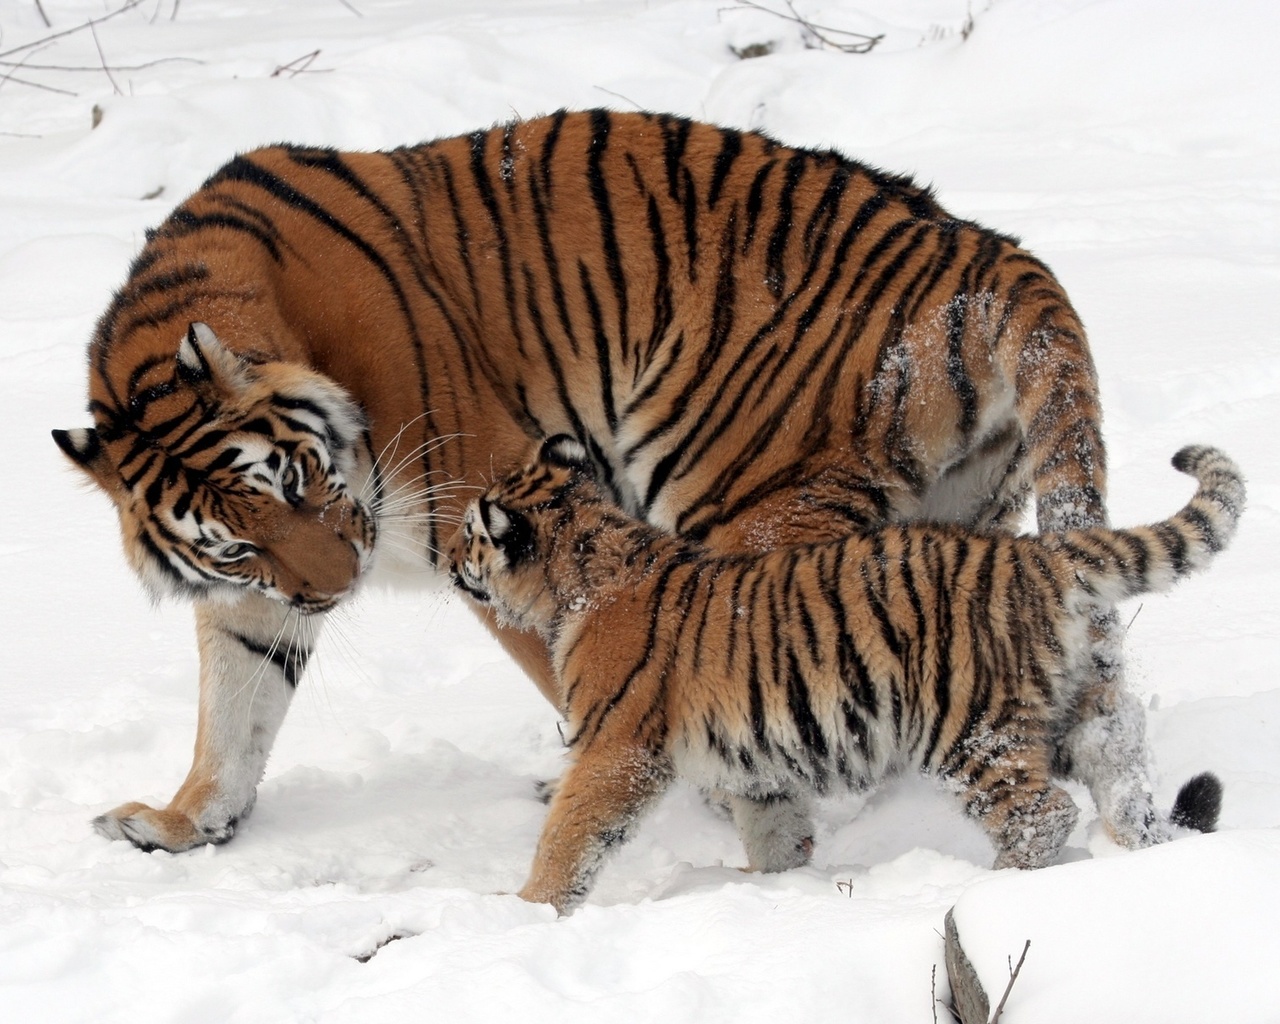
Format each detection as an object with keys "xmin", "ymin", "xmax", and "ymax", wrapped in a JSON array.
[{"xmin": 1057, "ymin": 445, "xmax": 1245, "ymax": 604}]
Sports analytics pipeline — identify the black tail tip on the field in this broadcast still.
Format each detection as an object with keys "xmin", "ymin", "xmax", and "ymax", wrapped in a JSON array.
[
  {"xmin": 1171, "ymin": 445, "xmax": 1203, "ymax": 474},
  {"xmin": 1169, "ymin": 771, "xmax": 1223, "ymax": 833}
]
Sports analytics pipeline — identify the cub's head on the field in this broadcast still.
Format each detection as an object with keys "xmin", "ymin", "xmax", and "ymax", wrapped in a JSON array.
[
  {"xmin": 54, "ymin": 322, "xmax": 376, "ymax": 613},
  {"xmin": 449, "ymin": 434, "xmax": 599, "ymax": 631}
]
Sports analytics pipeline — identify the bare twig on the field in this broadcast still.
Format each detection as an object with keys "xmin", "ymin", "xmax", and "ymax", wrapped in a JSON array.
[
  {"xmin": 0, "ymin": 40, "xmax": 77, "ymax": 96},
  {"xmin": 0, "ymin": 56, "xmax": 200, "ymax": 72},
  {"xmin": 725, "ymin": 0, "xmax": 883, "ymax": 54},
  {"xmin": 593, "ymin": 85, "xmax": 644, "ymax": 110},
  {"xmin": 931, "ymin": 962, "xmax": 963, "ymax": 1024},
  {"xmin": 336, "ymin": 0, "xmax": 363, "ymax": 16},
  {"xmin": 88, "ymin": 20, "xmax": 122, "ymax": 95},
  {"xmin": 34, "ymin": 1, "xmax": 52, "ymax": 29},
  {"xmin": 0, "ymin": 70, "xmax": 77, "ymax": 95},
  {"xmin": 271, "ymin": 49, "xmax": 325, "ymax": 78},
  {"xmin": 1125, "ymin": 603, "xmax": 1143, "ymax": 633},
  {"xmin": 0, "ymin": 0, "xmax": 146, "ymax": 61},
  {"xmin": 988, "ymin": 940, "xmax": 1031, "ymax": 1024}
]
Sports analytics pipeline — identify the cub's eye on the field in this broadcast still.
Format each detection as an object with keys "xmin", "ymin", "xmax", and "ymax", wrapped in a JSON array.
[
  {"xmin": 217, "ymin": 542, "xmax": 257, "ymax": 563},
  {"xmin": 281, "ymin": 464, "xmax": 303, "ymax": 507}
]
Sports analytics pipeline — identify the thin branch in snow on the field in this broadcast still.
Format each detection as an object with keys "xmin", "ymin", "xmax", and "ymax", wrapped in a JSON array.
[
  {"xmin": 1125, "ymin": 602, "xmax": 1143, "ymax": 633},
  {"xmin": 88, "ymin": 20, "xmax": 122, "ymax": 95},
  {"xmin": 723, "ymin": 0, "xmax": 883, "ymax": 55},
  {"xmin": 335, "ymin": 0, "xmax": 364, "ymax": 17},
  {"xmin": 271, "ymin": 50, "xmax": 327, "ymax": 78},
  {"xmin": 593, "ymin": 85, "xmax": 644, "ymax": 110},
  {"xmin": 931, "ymin": 962, "xmax": 962, "ymax": 1023},
  {"xmin": 0, "ymin": 41, "xmax": 77, "ymax": 96},
  {"xmin": 34, "ymin": 1, "xmax": 52, "ymax": 29},
  {"xmin": 988, "ymin": 940, "xmax": 1030, "ymax": 1024},
  {"xmin": 0, "ymin": 70, "xmax": 76, "ymax": 94},
  {"xmin": 0, "ymin": 56, "xmax": 201, "ymax": 72},
  {"xmin": 0, "ymin": 0, "xmax": 146, "ymax": 62}
]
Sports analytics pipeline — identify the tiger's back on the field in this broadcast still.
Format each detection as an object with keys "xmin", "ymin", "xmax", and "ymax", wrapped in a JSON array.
[{"xmin": 117, "ymin": 110, "xmax": 1089, "ymax": 545}]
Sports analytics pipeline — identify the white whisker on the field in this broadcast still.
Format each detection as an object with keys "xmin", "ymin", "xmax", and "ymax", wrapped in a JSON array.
[
  {"xmin": 233, "ymin": 605, "xmax": 300, "ymax": 735},
  {"xmin": 376, "ymin": 430, "xmax": 470, "ymax": 487},
  {"xmin": 372, "ymin": 478, "xmax": 478, "ymax": 514}
]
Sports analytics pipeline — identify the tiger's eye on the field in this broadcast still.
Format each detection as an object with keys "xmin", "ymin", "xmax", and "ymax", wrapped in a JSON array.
[{"xmin": 218, "ymin": 542, "xmax": 256, "ymax": 562}]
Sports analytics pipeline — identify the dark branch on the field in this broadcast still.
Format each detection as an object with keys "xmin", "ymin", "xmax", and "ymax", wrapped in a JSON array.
[
  {"xmin": 725, "ymin": 0, "xmax": 883, "ymax": 54},
  {"xmin": 0, "ymin": 0, "xmax": 147, "ymax": 61},
  {"xmin": 988, "ymin": 940, "xmax": 1031, "ymax": 1024}
]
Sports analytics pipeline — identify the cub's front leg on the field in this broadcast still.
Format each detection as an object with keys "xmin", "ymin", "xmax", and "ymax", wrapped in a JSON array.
[
  {"xmin": 520, "ymin": 743, "xmax": 672, "ymax": 914},
  {"xmin": 93, "ymin": 594, "xmax": 315, "ymax": 852}
]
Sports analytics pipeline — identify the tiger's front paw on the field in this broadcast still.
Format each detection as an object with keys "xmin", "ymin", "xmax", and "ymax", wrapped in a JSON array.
[{"xmin": 92, "ymin": 801, "xmax": 239, "ymax": 853}]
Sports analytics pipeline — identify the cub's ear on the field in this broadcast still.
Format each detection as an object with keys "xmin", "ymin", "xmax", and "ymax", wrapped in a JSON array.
[
  {"xmin": 176, "ymin": 322, "xmax": 249, "ymax": 395},
  {"xmin": 539, "ymin": 434, "xmax": 593, "ymax": 474},
  {"xmin": 52, "ymin": 427, "xmax": 121, "ymax": 495},
  {"xmin": 480, "ymin": 498, "xmax": 535, "ymax": 564}
]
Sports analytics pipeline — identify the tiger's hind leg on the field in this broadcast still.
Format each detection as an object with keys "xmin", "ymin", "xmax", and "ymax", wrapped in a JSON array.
[
  {"xmin": 946, "ymin": 738, "xmax": 1079, "ymax": 870},
  {"xmin": 994, "ymin": 280, "xmax": 1178, "ymax": 849},
  {"xmin": 1056, "ymin": 669, "xmax": 1171, "ymax": 848},
  {"xmin": 93, "ymin": 595, "xmax": 314, "ymax": 852},
  {"xmin": 726, "ymin": 791, "xmax": 815, "ymax": 872}
]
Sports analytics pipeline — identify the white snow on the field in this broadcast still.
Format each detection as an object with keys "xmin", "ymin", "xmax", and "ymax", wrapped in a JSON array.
[{"xmin": 1, "ymin": 0, "xmax": 1277, "ymax": 1020}]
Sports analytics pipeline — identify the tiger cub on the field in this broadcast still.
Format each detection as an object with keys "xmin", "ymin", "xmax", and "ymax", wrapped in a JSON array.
[{"xmin": 450, "ymin": 436, "xmax": 1241, "ymax": 913}]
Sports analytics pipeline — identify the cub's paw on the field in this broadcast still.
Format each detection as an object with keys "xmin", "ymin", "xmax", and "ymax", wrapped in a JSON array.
[{"xmin": 92, "ymin": 802, "xmax": 237, "ymax": 853}]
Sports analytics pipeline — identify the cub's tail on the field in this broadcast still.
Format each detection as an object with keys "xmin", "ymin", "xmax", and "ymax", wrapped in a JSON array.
[{"xmin": 1054, "ymin": 445, "xmax": 1245, "ymax": 605}]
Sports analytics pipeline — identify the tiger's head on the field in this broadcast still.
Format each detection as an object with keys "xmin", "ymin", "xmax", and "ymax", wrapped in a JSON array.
[
  {"xmin": 449, "ymin": 434, "xmax": 602, "ymax": 633},
  {"xmin": 54, "ymin": 322, "xmax": 376, "ymax": 613}
]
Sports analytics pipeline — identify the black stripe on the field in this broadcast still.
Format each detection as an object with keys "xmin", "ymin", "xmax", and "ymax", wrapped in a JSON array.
[
  {"xmin": 708, "ymin": 127, "xmax": 743, "ymax": 209},
  {"xmin": 159, "ymin": 208, "xmax": 283, "ymax": 263},
  {"xmin": 578, "ymin": 260, "xmax": 618, "ymax": 433},
  {"xmin": 229, "ymin": 631, "xmax": 310, "ymax": 688},
  {"xmin": 763, "ymin": 153, "xmax": 807, "ymax": 298},
  {"xmin": 586, "ymin": 109, "xmax": 631, "ymax": 362},
  {"xmin": 521, "ymin": 264, "xmax": 589, "ymax": 444},
  {"xmin": 742, "ymin": 160, "xmax": 775, "ymax": 250},
  {"xmin": 539, "ymin": 109, "xmax": 568, "ymax": 196},
  {"xmin": 527, "ymin": 152, "xmax": 582, "ymax": 359}
]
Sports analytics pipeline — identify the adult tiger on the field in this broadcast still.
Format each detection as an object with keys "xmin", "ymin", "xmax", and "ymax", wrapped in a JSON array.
[
  {"xmin": 449, "ymin": 436, "xmax": 1236, "ymax": 913},
  {"xmin": 56, "ymin": 109, "xmax": 1147, "ymax": 862}
]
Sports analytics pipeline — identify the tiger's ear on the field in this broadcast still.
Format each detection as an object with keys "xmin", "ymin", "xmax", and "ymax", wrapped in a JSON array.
[
  {"xmin": 481, "ymin": 498, "xmax": 535, "ymax": 564},
  {"xmin": 540, "ymin": 434, "xmax": 593, "ymax": 475},
  {"xmin": 176, "ymin": 322, "xmax": 250, "ymax": 395},
  {"xmin": 52, "ymin": 427, "xmax": 122, "ymax": 496}
]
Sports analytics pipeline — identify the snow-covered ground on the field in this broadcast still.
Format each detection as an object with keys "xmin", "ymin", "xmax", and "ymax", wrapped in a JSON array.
[{"xmin": 2, "ymin": 1, "xmax": 1277, "ymax": 1020}]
